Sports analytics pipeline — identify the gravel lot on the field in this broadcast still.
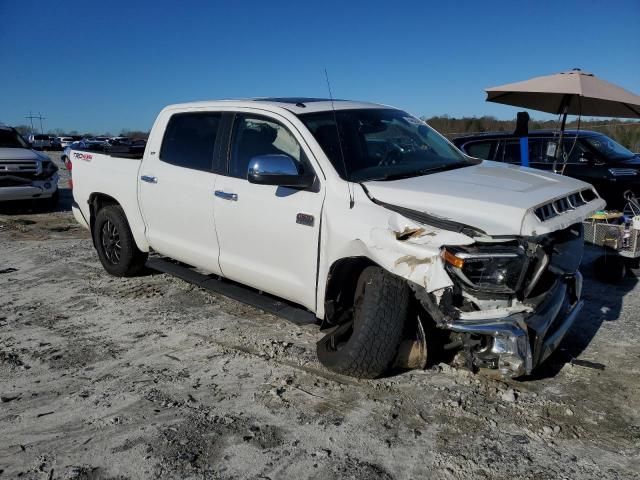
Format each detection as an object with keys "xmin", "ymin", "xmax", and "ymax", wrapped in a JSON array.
[{"xmin": 1, "ymin": 153, "xmax": 639, "ymax": 479}]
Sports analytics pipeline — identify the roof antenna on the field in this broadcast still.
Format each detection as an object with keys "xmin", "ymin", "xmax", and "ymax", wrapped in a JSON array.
[{"xmin": 324, "ymin": 68, "xmax": 354, "ymax": 208}]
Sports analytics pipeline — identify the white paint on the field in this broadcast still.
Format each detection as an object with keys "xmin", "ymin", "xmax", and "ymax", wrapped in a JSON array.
[
  {"xmin": 71, "ymin": 99, "xmax": 605, "ymax": 320},
  {"xmin": 0, "ymin": 147, "xmax": 58, "ymax": 201}
]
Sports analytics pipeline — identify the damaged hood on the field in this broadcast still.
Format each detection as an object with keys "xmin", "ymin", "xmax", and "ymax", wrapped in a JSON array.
[{"xmin": 363, "ymin": 160, "xmax": 604, "ymax": 236}]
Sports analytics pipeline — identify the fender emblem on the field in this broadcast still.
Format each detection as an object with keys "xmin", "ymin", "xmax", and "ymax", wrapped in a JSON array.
[{"xmin": 296, "ymin": 213, "xmax": 314, "ymax": 227}]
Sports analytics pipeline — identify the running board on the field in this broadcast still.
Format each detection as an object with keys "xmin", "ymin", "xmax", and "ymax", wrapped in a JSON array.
[{"xmin": 146, "ymin": 257, "xmax": 319, "ymax": 326}]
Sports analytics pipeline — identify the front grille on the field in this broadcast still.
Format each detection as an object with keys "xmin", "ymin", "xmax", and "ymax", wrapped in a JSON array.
[
  {"xmin": 534, "ymin": 189, "xmax": 596, "ymax": 222},
  {"xmin": 0, "ymin": 160, "xmax": 39, "ymax": 175}
]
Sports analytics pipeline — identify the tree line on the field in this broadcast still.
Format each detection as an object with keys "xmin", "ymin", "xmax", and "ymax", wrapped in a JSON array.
[
  {"xmin": 8, "ymin": 117, "xmax": 640, "ymax": 153},
  {"xmin": 11, "ymin": 126, "xmax": 149, "ymax": 140},
  {"xmin": 424, "ymin": 115, "xmax": 640, "ymax": 152}
]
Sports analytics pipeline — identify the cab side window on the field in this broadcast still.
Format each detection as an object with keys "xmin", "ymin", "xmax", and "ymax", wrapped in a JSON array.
[
  {"xmin": 160, "ymin": 112, "xmax": 221, "ymax": 171},
  {"xmin": 464, "ymin": 141, "xmax": 497, "ymax": 160},
  {"xmin": 229, "ymin": 115, "xmax": 310, "ymax": 179},
  {"xmin": 496, "ymin": 138, "xmax": 544, "ymax": 164},
  {"xmin": 500, "ymin": 140, "xmax": 521, "ymax": 164}
]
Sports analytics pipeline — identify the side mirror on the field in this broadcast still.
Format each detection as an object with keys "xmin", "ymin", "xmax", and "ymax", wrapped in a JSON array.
[
  {"xmin": 247, "ymin": 154, "xmax": 315, "ymax": 189},
  {"xmin": 579, "ymin": 151, "xmax": 595, "ymax": 164}
]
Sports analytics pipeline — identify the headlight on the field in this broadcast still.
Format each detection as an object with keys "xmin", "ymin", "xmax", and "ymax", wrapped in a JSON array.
[
  {"xmin": 442, "ymin": 245, "xmax": 527, "ymax": 293},
  {"xmin": 42, "ymin": 161, "xmax": 58, "ymax": 174}
]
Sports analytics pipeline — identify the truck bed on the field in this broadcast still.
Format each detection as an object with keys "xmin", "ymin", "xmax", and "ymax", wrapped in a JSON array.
[
  {"xmin": 75, "ymin": 144, "xmax": 145, "ymax": 160},
  {"xmin": 70, "ymin": 148, "xmax": 149, "ymax": 251}
]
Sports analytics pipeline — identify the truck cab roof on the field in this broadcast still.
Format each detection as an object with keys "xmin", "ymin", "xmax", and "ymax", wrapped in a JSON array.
[{"xmin": 161, "ymin": 98, "xmax": 393, "ymax": 116}]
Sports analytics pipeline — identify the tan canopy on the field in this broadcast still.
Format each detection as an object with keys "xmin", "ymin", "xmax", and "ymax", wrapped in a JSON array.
[{"xmin": 486, "ymin": 69, "xmax": 640, "ymax": 118}]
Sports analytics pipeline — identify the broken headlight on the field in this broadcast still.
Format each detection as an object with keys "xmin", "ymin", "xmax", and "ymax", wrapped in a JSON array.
[{"xmin": 442, "ymin": 245, "xmax": 527, "ymax": 294}]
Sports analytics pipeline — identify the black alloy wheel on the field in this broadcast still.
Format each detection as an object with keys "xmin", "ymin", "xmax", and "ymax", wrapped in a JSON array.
[{"xmin": 101, "ymin": 219, "xmax": 121, "ymax": 264}]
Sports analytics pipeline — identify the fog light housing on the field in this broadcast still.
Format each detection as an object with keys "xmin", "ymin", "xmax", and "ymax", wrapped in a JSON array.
[{"xmin": 44, "ymin": 182, "xmax": 51, "ymax": 189}]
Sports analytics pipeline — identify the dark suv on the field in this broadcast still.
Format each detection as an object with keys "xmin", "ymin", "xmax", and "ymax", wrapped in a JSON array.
[{"xmin": 452, "ymin": 130, "xmax": 640, "ymax": 209}]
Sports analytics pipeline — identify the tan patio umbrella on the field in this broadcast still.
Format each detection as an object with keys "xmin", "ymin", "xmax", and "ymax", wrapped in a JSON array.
[{"xmin": 485, "ymin": 69, "xmax": 640, "ymax": 171}]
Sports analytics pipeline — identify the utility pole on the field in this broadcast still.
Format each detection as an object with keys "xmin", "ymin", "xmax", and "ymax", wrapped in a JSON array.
[{"xmin": 25, "ymin": 112, "xmax": 46, "ymax": 134}]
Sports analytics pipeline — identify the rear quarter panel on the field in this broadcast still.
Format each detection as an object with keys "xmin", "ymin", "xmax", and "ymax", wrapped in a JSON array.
[{"xmin": 70, "ymin": 149, "xmax": 149, "ymax": 251}]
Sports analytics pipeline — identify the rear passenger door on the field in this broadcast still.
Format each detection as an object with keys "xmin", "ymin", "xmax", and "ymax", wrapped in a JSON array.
[{"xmin": 138, "ymin": 110, "xmax": 224, "ymax": 275}]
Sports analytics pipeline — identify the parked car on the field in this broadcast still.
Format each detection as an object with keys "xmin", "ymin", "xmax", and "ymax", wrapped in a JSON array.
[
  {"xmin": 50, "ymin": 137, "xmax": 62, "ymax": 151},
  {"xmin": 80, "ymin": 137, "xmax": 109, "ymax": 150},
  {"xmin": 27, "ymin": 134, "xmax": 52, "ymax": 150},
  {"xmin": 69, "ymin": 98, "xmax": 604, "ymax": 379},
  {"xmin": 62, "ymin": 140, "xmax": 88, "ymax": 169},
  {"xmin": 1, "ymin": 125, "xmax": 59, "ymax": 206},
  {"xmin": 58, "ymin": 137, "xmax": 75, "ymax": 149},
  {"xmin": 452, "ymin": 130, "xmax": 640, "ymax": 209},
  {"xmin": 108, "ymin": 136, "xmax": 131, "ymax": 146}
]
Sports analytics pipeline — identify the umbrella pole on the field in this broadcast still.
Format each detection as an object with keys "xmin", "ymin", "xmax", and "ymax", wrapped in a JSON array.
[{"xmin": 553, "ymin": 102, "xmax": 569, "ymax": 174}]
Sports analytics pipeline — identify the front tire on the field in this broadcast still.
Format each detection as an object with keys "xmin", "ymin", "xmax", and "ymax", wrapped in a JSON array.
[
  {"xmin": 317, "ymin": 266, "xmax": 409, "ymax": 378},
  {"xmin": 93, "ymin": 205, "xmax": 147, "ymax": 276}
]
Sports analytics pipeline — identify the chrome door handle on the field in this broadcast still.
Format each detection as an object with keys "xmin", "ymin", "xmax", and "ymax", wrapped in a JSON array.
[
  {"xmin": 214, "ymin": 190, "xmax": 238, "ymax": 201},
  {"xmin": 140, "ymin": 175, "xmax": 158, "ymax": 184}
]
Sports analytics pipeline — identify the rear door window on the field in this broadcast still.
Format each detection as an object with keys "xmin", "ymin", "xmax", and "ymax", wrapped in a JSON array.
[
  {"xmin": 496, "ymin": 138, "xmax": 544, "ymax": 165},
  {"xmin": 464, "ymin": 141, "xmax": 497, "ymax": 160},
  {"xmin": 160, "ymin": 112, "xmax": 222, "ymax": 171},
  {"xmin": 498, "ymin": 139, "xmax": 521, "ymax": 164}
]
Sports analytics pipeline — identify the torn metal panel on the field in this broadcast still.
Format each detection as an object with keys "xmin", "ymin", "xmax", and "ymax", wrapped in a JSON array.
[{"xmin": 366, "ymin": 215, "xmax": 472, "ymax": 292}]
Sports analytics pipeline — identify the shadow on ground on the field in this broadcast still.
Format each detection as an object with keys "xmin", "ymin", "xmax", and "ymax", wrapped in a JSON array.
[{"xmin": 529, "ymin": 245, "xmax": 638, "ymax": 379}]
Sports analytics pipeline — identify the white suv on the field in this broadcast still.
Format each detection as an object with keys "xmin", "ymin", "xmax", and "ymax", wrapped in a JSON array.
[{"xmin": 1, "ymin": 126, "xmax": 59, "ymax": 205}]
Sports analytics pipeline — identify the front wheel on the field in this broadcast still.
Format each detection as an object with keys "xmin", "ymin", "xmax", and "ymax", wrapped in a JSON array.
[
  {"xmin": 317, "ymin": 266, "xmax": 409, "ymax": 378},
  {"xmin": 93, "ymin": 205, "xmax": 147, "ymax": 276}
]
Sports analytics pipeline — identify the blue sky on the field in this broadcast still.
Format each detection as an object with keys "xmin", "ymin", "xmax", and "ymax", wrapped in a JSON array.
[{"xmin": 1, "ymin": 0, "xmax": 639, "ymax": 133}]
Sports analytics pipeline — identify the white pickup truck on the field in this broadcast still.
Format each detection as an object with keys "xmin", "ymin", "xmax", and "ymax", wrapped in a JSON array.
[{"xmin": 70, "ymin": 98, "xmax": 605, "ymax": 379}]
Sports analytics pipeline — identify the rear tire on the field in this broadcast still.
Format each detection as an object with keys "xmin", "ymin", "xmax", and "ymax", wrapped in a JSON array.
[
  {"xmin": 317, "ymin": 266, "xmax": 409, "ymax": 378},
  {"xmin": 93, "ymin": 205, "xmax": 148, "ymax": 277}
]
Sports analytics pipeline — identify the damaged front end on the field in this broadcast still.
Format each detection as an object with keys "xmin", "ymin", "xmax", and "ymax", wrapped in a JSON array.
[{"xmin": 428, "ymin": 224, "xmax": 585, "ymax": 377}]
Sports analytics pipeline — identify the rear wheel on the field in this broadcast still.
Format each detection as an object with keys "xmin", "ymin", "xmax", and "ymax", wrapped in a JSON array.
[
  {"xmin": 317, "ymin": 266, "xmax": 409, "ymax": 378},
  {"xmin": 93, "ymin": 205, "xmax": 147, "ymax": 276}
]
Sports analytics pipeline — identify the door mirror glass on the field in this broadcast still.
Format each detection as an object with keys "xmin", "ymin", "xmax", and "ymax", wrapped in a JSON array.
[{"xmin": 247, "ymin": 154, "xmax": 315, "ymax": 188}]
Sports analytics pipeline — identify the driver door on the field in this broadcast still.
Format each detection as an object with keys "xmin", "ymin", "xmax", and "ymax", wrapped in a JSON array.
[{"xmin": 213, "ymin": 112, "xmax": 324, "ymax": 311}]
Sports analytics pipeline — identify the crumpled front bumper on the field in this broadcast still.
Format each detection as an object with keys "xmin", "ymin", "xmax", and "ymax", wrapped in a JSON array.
[{"xmin": 447, "ymin": 272, "xmax": 583, "ymax": 377}]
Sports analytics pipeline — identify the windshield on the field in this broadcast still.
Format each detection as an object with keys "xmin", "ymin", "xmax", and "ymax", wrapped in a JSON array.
[
  {"xmin": 584, "ymin": 134, "xmax": 635, "ymax": 161},
  {"xmin": 299, "ymin": 108, "xmax": 472, "ymax": 182},
  {"xmin": 0, "ymin": 129, "xmax": 29, "ymax": 148}
]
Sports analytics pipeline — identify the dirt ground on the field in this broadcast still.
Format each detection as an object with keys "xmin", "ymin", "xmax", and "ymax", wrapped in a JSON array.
[{"xmin": 1, "ymin": 153, "xmax": 639, "ymax": 479}]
